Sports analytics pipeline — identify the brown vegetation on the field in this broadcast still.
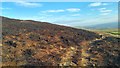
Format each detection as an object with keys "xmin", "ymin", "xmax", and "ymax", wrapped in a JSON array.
[{"xmin": 1, "ymin": 16, "xmax": 120, "ymax": 67}]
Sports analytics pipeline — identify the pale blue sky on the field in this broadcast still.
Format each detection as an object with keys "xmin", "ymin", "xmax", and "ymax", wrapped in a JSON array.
[{"xmin": 1, "ymin": 2, "xmax": 118, "ymax": 26}]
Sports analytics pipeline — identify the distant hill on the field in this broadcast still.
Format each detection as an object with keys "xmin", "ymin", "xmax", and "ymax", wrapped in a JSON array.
[
  {"xmin": 85, "ymin": 22, "xmax": 118, "ymax": 29},
  {"xmin": 1, "ymin": 16, "xmax": 120, "ymax": 67}
]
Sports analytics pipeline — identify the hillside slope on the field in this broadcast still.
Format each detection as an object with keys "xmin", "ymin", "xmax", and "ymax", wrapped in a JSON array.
[{"xmin": 1, "ymin": 16, "xmax": 120, "ymax": 67}]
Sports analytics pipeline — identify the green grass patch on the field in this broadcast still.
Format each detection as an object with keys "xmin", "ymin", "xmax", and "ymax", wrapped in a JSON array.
[{"xmin": 108, "ymin": 32, "xmax": 120, "ymax": 35}]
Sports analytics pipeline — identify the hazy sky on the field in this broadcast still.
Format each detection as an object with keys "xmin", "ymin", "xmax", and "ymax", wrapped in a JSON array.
[{"xmin": 1, "ymin": 2, "xmax": 118, "ymax": 26}]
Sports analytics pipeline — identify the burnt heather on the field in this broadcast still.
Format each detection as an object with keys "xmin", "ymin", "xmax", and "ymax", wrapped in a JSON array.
[{"xmin": 1, "ymin": 16, "xmax": 120, "ymax": 67}]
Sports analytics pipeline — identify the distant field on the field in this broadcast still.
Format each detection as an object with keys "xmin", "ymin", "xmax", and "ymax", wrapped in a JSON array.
[
  {"xmin": 85, "ymin": 28, "xmax": 119, "ymax": 37},
  {"xmin": 108, "ymin": 31, "xmax": 120, "ymax": 35}
]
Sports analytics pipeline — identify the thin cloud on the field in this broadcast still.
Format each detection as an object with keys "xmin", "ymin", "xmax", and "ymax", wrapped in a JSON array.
[
  {"xmin": 100, "ymin": 13, "xmax": 110, "ymax": 15},
  {"xmin": 100, "ymin": 10, "xmax": 112, "ymax": 13},
  {"xmin": 89, "ymin": 2, "xmax": 102, "ymax": 7},
  {"xmin": 103, "ymin": 3, "xmax": 108, "ymax": 5},
  {"xmin": 42, "ymin": 9, "xmax": 65, "ymax": 13},
  {"xmin": 98, "ymin": 8, "xmax": 112, "ymax": 15},
  {"xmin": 71, "ymin": 14, "xmax": 81, "ymax": 16},
  {"xmin": 82, "ymin": 16, "xmax": 118, "ymax": 26},
  {"xmin": 66, "ymin": 8, "xmax": 80, "ymax": 12},
  {"xmin": 15, "ymin": 1, "xmax": 42, "ymax": 7},
  {"xmin": 0, "ymin": 7, "xmax": 11, "ymax": 10},
  {"xmin": 99, "ymin": 8, "xmax": 106, "ymax": 10},
  {"xmin": 89, "ymin": 2, "xmax": 108, "ymax": 7},
  {"xmin": 41, "ymin": 8, "xmax": 80, "ymax": 13},
  {"xmin": 56, "ymin": 15, "xmax": 117, "ymax": 26}
]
